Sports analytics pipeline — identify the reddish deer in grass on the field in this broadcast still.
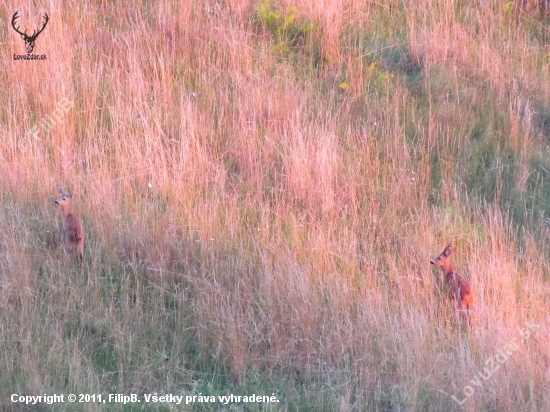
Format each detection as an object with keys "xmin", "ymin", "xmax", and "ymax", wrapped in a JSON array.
[
  {"xmin": 55, "ymin": 188, "xmax": 85, "ymax": 265},
  {"xmin": 430, "ymin": 243, "xmax": 473, "ymax": 322}
]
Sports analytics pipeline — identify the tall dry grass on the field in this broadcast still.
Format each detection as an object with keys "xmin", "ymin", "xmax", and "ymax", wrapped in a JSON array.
[{"xmin": 1, "ymin": 0, "xmax": 550, "ymax": 410}]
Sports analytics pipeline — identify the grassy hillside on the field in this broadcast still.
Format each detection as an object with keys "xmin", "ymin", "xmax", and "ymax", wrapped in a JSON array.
[{"xmin": 1, "ymin": 0, "xmax": 550, "ymax": 410}]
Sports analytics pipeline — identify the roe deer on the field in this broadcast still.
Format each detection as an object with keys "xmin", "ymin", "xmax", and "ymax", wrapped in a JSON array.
[
  {"xmin": 55, "ymin": 188, "xmax": 85, "ymax": 265},
  {"xmin": 430, "ymin": 243, "xmax": 473, "ymax": 321}
]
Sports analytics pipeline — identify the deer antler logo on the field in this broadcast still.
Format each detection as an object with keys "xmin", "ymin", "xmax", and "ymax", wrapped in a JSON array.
[{"xmin": 11, "ymin": 11, "xmax": 49, "ymax": 54}]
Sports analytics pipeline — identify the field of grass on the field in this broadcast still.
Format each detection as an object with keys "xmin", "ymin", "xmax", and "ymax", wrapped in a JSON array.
[{"xmin": 2, "ymin": 0, "xmax": 550, "ymax": 410}]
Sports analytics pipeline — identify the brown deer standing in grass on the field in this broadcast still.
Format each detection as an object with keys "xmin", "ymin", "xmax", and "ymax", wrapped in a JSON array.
[
  {"xmin": 430, "ymin": 243, "xmax": 473, "ymax": 323},
  {"xmin": 55, "ymin": 188, "xmax": 85, "ymax": 265}
]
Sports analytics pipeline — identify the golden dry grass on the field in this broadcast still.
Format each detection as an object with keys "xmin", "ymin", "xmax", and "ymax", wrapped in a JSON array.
[{"xmin": 1, "ymin": 0, "xmax": 550, "ymax": 410}]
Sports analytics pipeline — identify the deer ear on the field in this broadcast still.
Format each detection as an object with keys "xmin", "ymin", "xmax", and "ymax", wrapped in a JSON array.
[
  {"xmin": 59, "ymin": 188, "xmax": 65, "ymax": 195},
  {"xmin": 67, "ymin": 191, "xmax": 73, "ymax": 198},
  {"xmin": 444, "ymin": 245, "xmax": 453, "ymax": 257}
]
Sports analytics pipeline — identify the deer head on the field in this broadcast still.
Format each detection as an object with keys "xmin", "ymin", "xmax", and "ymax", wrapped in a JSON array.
[{"xmin": 11, "ymin": 11, "xmax": 49, "ymax": 54}]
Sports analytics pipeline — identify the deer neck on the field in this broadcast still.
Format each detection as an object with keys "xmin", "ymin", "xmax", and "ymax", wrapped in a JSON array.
[
  {"xmin": 60, "ymin": 204, "xmax": 72, "ymax": 218},
  {"xmin": 441, "ymin": 261, "xmax": 454, "ymax": 276}
]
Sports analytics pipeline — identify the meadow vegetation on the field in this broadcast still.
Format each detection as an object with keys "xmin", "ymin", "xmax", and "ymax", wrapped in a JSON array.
[{"xmin": 1, "ymin": 0, "xmax": 550, "ymax": 410}]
